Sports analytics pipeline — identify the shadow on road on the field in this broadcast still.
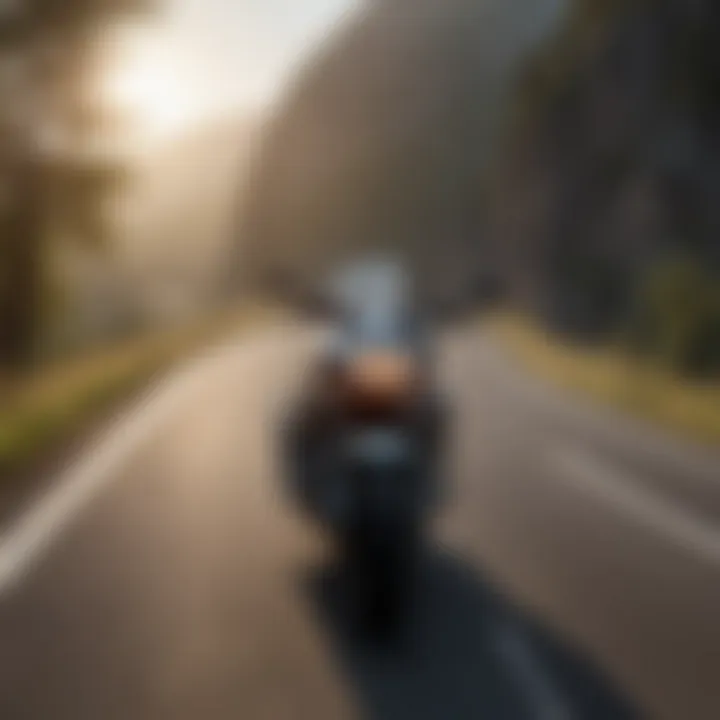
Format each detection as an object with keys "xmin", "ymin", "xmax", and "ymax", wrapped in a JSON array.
[{"xmin": 303, "ymin": 549, "xmax": 637, "ymax": 720}]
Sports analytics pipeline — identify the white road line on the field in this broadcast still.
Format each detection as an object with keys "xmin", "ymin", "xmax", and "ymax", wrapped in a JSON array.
[
  {"xmin": 552, "ymin": 446, "xmax": 720, "ymax": 566},
  {"xmin": 0, "ymin": 365, "xmax": 206, "ymax": 594},
  {"xmin": 496, "ymin": 343, "xmax": 720, "ymax": 484},
  {"xmin": 0, "ymin": 331, "xmax": 277, "ymax": 595}
]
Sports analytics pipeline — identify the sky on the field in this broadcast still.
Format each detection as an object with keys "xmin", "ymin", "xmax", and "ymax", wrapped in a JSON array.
[{"xmin": 162, "ymin": 0, "xmax": 358, "ymax": 115}]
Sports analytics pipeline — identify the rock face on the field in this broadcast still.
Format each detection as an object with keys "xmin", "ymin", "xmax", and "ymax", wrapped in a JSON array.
[
  {"xmin": 492, "ymin": 0, "xmax": 720, "ymax": 336},
  {"xmin": 238, "ymin": 0, "xmax": 567, "ymax": 302}
]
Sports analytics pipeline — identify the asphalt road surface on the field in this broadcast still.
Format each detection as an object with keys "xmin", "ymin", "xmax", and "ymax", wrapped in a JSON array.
[{"xmin": 1, "ymin": 323, "xmax": 719, "ymax": 720}]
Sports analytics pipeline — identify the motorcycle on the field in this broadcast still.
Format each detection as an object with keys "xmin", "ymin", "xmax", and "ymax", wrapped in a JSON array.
[{"xmin": 285, "ymin": 348, "xmax": 441, "ymax": 637}]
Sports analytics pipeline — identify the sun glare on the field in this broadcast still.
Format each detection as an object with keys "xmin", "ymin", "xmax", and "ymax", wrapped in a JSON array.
[{"xmin": 104, "ymin": 28, "xmax": 200, "ymax": 144}]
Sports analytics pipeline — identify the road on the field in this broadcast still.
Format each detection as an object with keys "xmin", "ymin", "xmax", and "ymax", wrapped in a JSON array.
[{"xmin": 0, "ymin": 322, "xmax": 719, "ymax": 719}]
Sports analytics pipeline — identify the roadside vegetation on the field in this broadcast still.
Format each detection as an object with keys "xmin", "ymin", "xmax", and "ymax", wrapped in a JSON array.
[
  {"xmin": 486, "ymin": 0, "xmax": 720, "ymax": 448},
  {"xmin": 0, "ymin": 1, "xmax": 269, "ymax": 488},
  {"xmin": 0, "ymin": 304, "xmax": 274, "ymax": 480},
  {"xmin": 497, "ymin": 312, "xmax": 720, "ymax": 447}
]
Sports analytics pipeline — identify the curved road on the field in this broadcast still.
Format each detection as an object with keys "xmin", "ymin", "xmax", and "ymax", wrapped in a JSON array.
[{"xmin": 1, "ymin": 323, "xmax": 718, "ymax": 719}]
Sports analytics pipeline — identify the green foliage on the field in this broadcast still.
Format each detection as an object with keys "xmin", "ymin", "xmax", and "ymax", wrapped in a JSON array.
[
  {"xmin": 501, "ymin": 313, "xmax": 720, "ymax": 446},
  {"xmin": 560, "ymin": 253, "xmax": 630, "ymax": 338},
  {"xmin": 0, "ymin": 0, "xmax": 151, "ymax": 368},
  {"xmin": 0, "ymin": 304, "xmax": 267, "ymax": 477},
  {"xmin": 497, "ymin": 0, "xmax": 720, "ymax": 379},
  {"xmin": 511, "ymin": 0, "xmax": 633, "ymax": 136},
  {"xmin": 626, "ymin": 258, "xmax": 720, "ymax": 376}
]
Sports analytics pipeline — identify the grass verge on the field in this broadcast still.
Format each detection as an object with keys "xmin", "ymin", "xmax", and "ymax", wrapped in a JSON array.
[
  {"xmin": 495, "ymin": 315, "xmax": 720, "ymax": 446},
  {"xmin": 0, "ymin": 303, "xmax": 277, "ymax": 479}
]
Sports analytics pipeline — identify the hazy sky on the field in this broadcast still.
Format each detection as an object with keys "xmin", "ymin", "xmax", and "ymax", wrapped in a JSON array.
[{"xmin": 165, "ymin": 0, "xmax": 357, "ymax": 114}]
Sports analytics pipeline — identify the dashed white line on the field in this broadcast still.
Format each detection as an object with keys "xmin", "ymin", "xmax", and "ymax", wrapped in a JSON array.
[{"xmin": 552, "ymin": 446, "xmax": 720, "ymax": 566}]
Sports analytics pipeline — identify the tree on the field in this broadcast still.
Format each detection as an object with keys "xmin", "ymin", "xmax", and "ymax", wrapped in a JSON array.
[
  {"xmin": 0, "ymin": 0, "xmax": 150, "ymax": 369},
  {"xmin": 626, "ymin": 258, "xmax": 720, "ymax": 376}
]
